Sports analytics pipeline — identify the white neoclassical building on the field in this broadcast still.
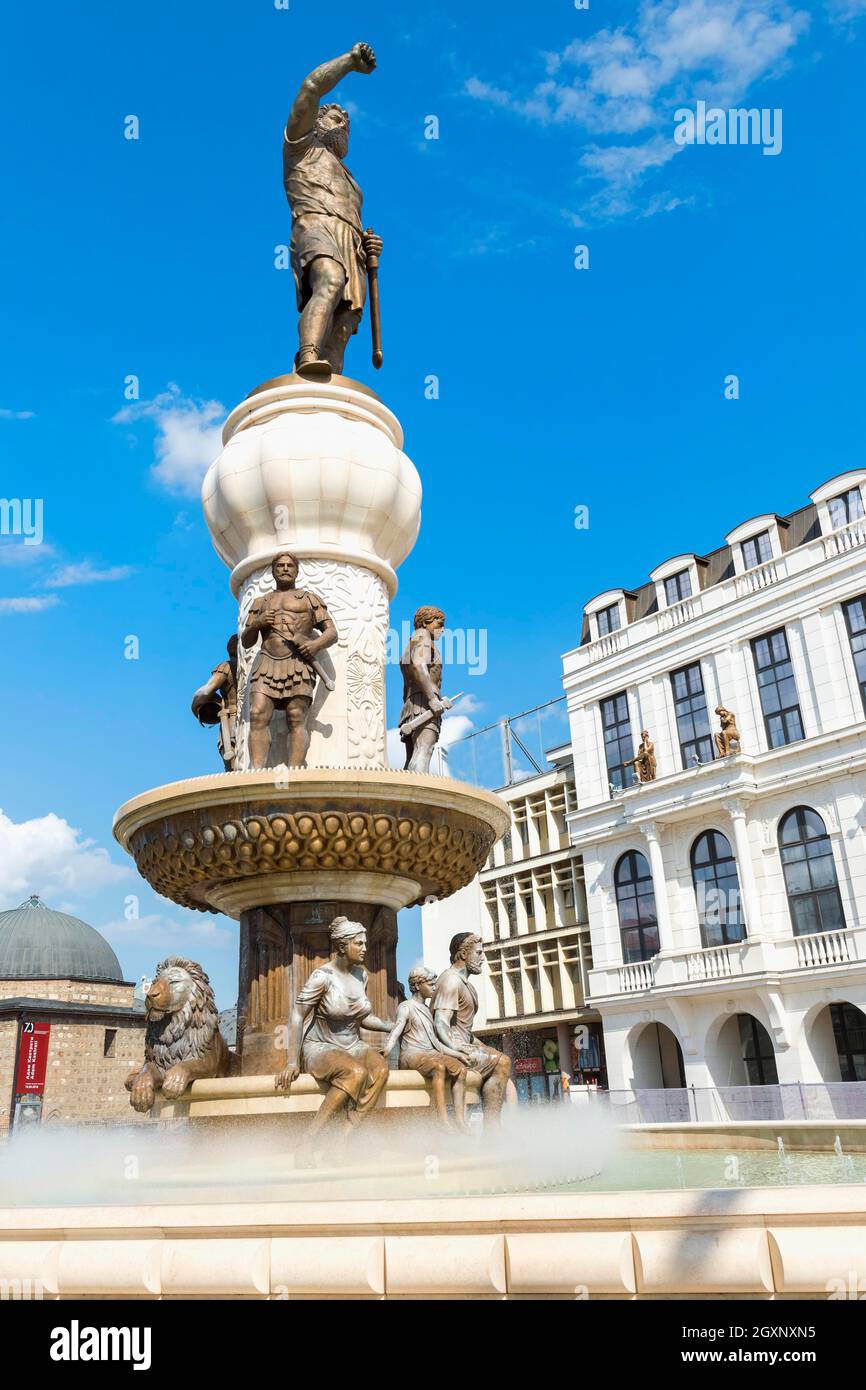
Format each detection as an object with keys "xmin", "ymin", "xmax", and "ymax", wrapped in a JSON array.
[{"xmin": 563, "ymin": 469, "xmax": 866, "ymax": 1096}]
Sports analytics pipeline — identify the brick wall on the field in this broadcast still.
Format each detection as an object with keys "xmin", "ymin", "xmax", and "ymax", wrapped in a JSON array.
[
  {"xmin": 0, "ymin": 1020, "xmax": 17, "ymax": 1136},
  {"xmin": 0, "ymin": 979, "xmax": 136, "ymax": 1008},
  {"xmin": 41, "ymin": 1017, "xmax": 147, "ymax": 1125},
  {"xmin": 0, "ymin": 978, "xmax": 148, "ymax": 1134}
]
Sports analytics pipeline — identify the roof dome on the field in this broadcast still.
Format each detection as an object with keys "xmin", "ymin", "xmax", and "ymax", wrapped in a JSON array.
[{"xmin": 0, "ymin": 896, "xmax": 124, "ymax": 983}]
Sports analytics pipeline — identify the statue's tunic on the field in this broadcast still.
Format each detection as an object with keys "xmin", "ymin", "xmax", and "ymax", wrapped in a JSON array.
[
  {"xmin": 398, "ymin": 631, "xmax": 442, "ymax": 744},
  {"xmin": 297, "ymin": 962, "xmax": 383, "ymax": 1107},
  {"xmin": 283, "ymin": 126, "xmax": 367, "ymax": 315},
  {"xmin": 431, "ymin": 967, "xmax": 502, "ymax": 1080},
  {"xmin": 249, "ymin": 590, "xmax": 329, "ymax": 703},
  {"xmin": 399, "ymin": 997, "xmax": 464, "ymax": 1080}
]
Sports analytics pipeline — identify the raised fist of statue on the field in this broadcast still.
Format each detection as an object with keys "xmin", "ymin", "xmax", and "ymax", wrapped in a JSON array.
[
  {"xmin": 362, "ymin": 229, "xmax": 383, "ymax": 258},
  {"xmin": 351, "ymin": 42, "xmax": 376, "ymax": 73}
]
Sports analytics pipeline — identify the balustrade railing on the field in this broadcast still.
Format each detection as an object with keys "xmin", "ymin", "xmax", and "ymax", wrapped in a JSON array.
[
  {"xmin": 795, "ymin": 928, "xmax": 854, "ymax": 969},
  {"xmin": 686, "ymin": 943, "xmax": 742, "ymax": 981},
  {"xmin": 591, "ymin": 926, "xmax": 864, "ymax": 1000},
  {"xmin": 618, "ymin": 959, "xmax": 656, "ymax": 992}
]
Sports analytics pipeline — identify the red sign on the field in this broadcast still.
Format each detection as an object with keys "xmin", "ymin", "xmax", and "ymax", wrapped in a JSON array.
[
  {"xmin": 513, "ymin": 1056, "xmax": 543, "ymax": 1076},
  {"xmin": 16, "ymin": 1021, "xmax": 51, "ymax": 1095}
]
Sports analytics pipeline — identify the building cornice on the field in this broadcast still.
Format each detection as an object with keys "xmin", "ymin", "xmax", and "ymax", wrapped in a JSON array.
[
  {"xmin": 565, "ymin": 725, "xmax": 866, "ymax": 846},
  {"xmin": 0, "ymin": 996, "xmax": 145, "ymax": 1024}
]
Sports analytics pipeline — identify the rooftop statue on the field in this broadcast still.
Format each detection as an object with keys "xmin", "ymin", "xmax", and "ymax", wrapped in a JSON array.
[
  {"xmin": 625, "ymin": 729, "xmax": 657, "ymax": 783},
  {"xmin": 715, "ymin": 706, "xmax": 742, "ymax": 756}
]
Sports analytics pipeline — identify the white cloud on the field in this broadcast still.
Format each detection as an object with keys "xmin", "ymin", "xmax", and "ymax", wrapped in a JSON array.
[
  {"xmin": 825, "ymin": 0, "xmax": 866, "ymax": 21},
  {"xmin": 440, "ymin": 713, "xmax": 475, "ymax": 747},
  {"xmin": 0, "ymin": 408, "xmax": 35, "ymax": 420},
  {"xmin": 46, "ymin": 561, "xmax": 133, "ymax": 589},
  {"xmin": 0, "ymin": 542, "xmax": 56, "ymax": 568},
  {"xmin": 0, "ymin": 596, "xmax": 59, "ymax": 614},
  {"xmin": 466, "ymin": 0, "xmax": 810, "ymax": 220},
  {"xmin": 0, "ymin": 808, "xmax": 131, "ymax": 904},
  {"xmin": 112, "ymin": 384, "xmax": 225, "ymax": 496},
  {"xmin": 101, "ymin": 911, "xmax": 234, "ymax": 953}
]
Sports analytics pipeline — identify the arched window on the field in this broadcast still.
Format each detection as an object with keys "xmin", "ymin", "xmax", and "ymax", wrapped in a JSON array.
[
  {"xmin": 691, "ymin": 830, "xmax": 746, "ymax": 948},
  {"xmin": 778, "ymin": 807, "xmax": 846, "ymax": 937},
  {"xmin": 615, "ymin": 850, "xmax": 659, "ymax": 964}
]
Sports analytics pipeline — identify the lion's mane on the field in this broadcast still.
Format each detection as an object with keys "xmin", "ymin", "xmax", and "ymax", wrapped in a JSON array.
[{"xmin": 144, "ymin": 956, "xmax": 221, "ymax": 1072}]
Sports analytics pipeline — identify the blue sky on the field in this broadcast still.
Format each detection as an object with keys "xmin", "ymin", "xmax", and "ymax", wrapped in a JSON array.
[{"xmin": 1, "ymin": 0, "xmax": 865, "ymax": 1008}]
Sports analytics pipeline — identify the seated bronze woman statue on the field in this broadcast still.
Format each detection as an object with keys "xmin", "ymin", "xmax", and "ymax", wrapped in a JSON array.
[{"xmin": 275, "ymin": 915, "xmax": 394, "ymax": 1139}]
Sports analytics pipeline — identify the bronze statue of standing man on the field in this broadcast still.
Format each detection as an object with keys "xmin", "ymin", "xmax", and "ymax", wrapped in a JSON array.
[
  {"xmin": 242, "ymin": 553, "xmax": 337, "ymax": 768},
  {"xmin": 284, "ymin": 44, "xmax": 383, "ymax": 377},
  {"xmin": 399, "ymin": 606, "xmax": 452, "ymax": 774}
]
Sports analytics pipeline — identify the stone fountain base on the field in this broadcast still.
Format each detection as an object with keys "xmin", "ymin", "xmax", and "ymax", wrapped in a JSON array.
[
  {"xmin": 155, "ymin": 1069, "xmax": 482, "ymax": 1125},
  {"xmin": 2, "ymin": 1186, "xmax": 864, "ymax": 1298},
  {"xmin": 114, "ymin": 767, "xmax": 509, "ymax": 1071}
]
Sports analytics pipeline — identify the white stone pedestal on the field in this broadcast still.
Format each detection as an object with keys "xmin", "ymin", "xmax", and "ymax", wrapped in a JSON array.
[{"xmin": 201, "ymin": 374, "xmax": 422, "ymax": 770}]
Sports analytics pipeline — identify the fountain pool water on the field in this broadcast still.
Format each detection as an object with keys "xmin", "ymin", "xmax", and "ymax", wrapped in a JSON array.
[
  {"xmin": 2, "ymin": 1110, "xmax": 865, "ymax": 1298},
  {"xmin": 2, "ymin": 1107, "xmax": 865, "ymax": 1210}
]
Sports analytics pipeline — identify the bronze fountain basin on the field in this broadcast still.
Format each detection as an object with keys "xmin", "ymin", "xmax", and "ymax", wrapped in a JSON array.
[{"xmin": 113, "ymin": 768, "xmax": 509, "ymax": 919}]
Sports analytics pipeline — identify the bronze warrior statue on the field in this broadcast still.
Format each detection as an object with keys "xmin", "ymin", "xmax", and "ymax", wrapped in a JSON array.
[
  {"xmin": 399, "ymin": 606, "xmax": 453, "ymax": 774},
  {"xmin": 191, "ymin": 634, "xmax": 239, "ymax": 770},
  {"xmin": 432, "ymin": 933, "xmax": 511, "ymax": 1125},
  {"xmin": 275, "ymin": 916, "xmax": 394, "ymax": 1141},
  {"xmin": 284, "ymin": 43, "xmax": 383, "ymax": 377},
  {"xmin": 242, "ymin": 552, "xmax": 337, "ymax": 769},
  {"xmin": 384, "ymin": 965, "xmax": 470, "ymax": 1131},
  {"xmin": 625, "ymin": 729, "xmax": 657, "ymax": 783}
]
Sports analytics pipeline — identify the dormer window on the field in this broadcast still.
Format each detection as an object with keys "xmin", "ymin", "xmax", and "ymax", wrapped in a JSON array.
[
  {"xmin": 725, "ymin": 516, "xmax": 787, "ymax": 578},
  {"xmin": 597, "ymin": 603, "xmax": 621, "ymax": 637},
  {"xmin": 810, "ymin": 471, "xmax": 866, "ymax": 538},
  {"xmin": 664, "ymin": 570, "xmax": 692, "ymax": 605},
  {"xmin": 649, "ymin": 554, "xmax": 704, "ymax": 612},
  {"xmin": 741, "ymin": 529, "xmax": 773, "ymax": 570},
  {"xmin": 585, "ymin": 589, "xmax": 632, "ymax": 643},
  {"xmin": 828, "ymin": 487, "xmax": 864, "ymax": 530}
]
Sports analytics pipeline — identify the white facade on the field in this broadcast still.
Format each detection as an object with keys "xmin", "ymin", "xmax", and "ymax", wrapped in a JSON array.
[
  {"xmin": 562, "ymin": 470, "xmax": 866, "ymax": 1095},
  {"xmin": 421, "ymin": 750, "xmax": 593, "ymax": 1052}
]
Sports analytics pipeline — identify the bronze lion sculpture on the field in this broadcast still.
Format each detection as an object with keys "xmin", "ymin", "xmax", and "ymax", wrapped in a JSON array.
[{"xmin": 126, "ymin": 956, "xmax": 230, "ymax": 1113}]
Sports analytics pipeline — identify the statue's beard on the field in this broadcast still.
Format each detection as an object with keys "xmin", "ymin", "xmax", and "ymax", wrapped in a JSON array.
[{"xmin": 317, "ymin": 124, "xmax": 349, "ymax": 160}]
